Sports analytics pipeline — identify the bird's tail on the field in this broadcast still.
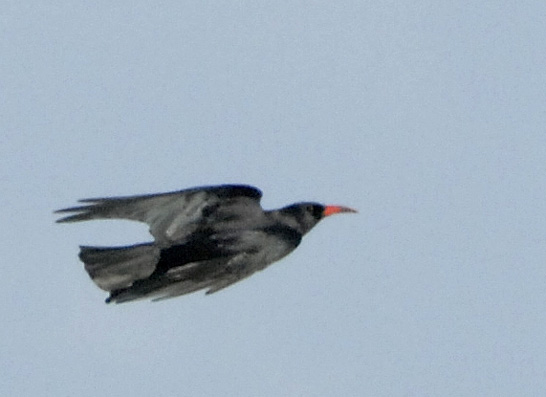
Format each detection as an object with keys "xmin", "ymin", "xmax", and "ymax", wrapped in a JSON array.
[{"xmin": 79, "ymin": 243, "xmax": 160, "ymax": 293}]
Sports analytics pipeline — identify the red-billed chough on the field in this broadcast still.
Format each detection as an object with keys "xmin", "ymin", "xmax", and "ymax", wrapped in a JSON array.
[{"xmin": 56, "ymin": 184, "xmax": 356, "ymax": 303}]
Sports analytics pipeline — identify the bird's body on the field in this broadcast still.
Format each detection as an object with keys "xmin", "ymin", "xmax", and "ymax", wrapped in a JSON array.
[{"xmin": 56, "ymin": 184, "xmax": 356, "ymax": 303}]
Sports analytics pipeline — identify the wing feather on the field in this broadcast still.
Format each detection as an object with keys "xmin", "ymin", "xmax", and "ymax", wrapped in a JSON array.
[{"xmin": 55, "ymin": 184, "xmax": 262, "ymax": 245}]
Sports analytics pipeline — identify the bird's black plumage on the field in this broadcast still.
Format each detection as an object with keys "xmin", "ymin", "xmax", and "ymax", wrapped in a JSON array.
[{"xmin": 56, "ymin": 184, "xmax": 356, "ymax": 303}]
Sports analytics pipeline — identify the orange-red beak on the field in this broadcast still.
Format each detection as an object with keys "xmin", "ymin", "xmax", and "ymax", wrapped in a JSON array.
[{"xmin": 323, "ymin": 205, "xmax": 358, "ymax": 217}]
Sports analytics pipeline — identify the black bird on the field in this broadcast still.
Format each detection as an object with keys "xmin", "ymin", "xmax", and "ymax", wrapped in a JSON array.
[{"xmin": 56, "ymin": 184, "xmax": 356, "ymax": 303}]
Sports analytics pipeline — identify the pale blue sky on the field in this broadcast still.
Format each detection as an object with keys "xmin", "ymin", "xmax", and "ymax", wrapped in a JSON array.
[{"xmin": 2, "ymin": 2, "xmax": 546, "ymax": 396}]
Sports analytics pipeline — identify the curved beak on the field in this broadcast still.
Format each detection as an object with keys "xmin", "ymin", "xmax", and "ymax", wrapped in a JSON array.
[{"xmin": 323, "ymin": 205, "xmax": 358, "ymax": 217}]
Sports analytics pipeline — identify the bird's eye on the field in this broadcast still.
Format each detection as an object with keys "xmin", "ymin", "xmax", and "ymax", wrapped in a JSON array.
[{"xmin": 310, "ymin": 205, "xmax": 323, "ymax": 219}]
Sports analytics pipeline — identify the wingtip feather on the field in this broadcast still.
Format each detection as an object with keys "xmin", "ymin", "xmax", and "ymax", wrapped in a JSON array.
[
  {"xmin": 55, "ymin": 212, "xmax": 92, "ymax": 223},
  {"xmin": 54, "ymin": 203, "xmax": 99, "ymax": 223}
]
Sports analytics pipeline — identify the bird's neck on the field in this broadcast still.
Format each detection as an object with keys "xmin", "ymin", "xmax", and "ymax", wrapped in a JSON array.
[{"xmin": 266, "ymin": 209, "xmax": 309, "ymax": 235}]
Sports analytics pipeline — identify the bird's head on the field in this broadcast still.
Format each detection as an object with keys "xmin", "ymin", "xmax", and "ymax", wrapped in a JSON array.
[{"xmin": 279, "ymin": 202, "xmax": 357, "ymax": 234}]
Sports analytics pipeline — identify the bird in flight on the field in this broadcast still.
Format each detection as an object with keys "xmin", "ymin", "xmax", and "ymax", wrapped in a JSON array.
[{"xmin": 56, "ymin": 184, "xmax": 356, "ymax": 303}]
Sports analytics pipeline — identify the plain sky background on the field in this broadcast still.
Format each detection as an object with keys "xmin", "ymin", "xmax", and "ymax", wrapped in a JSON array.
[{"xmin": 2, "ymin": 2, "xmax": 546, "ymax": 396}]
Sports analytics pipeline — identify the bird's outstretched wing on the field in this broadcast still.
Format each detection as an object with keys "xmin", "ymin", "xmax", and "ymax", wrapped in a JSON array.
[{"xmin": 55, "ymin": 184, "xmax": 263, "ymax": 245}]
